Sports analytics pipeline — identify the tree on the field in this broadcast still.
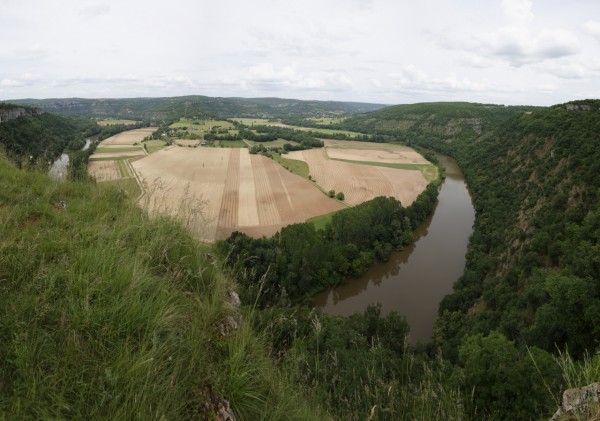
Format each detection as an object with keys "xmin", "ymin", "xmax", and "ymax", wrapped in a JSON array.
[{"xmin": 335, "ymin": 191, "xmax": 344, "ymax": 201}]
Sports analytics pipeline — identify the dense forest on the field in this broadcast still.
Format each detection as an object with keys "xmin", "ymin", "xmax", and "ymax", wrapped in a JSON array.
[
  {"xmin": 9, "ymin": 96, "xmax": 386, "ymax": 121},
  {"xmin": 0, "ymin": 111, "xmax": 98, "ymax": 163},
  {"xmin": 0, "ymin": 98, "xmax": 598, "ymax": 420},
  {"xmin": 218, "ymin": 181, "xmax": 440, "ymax": 307}
]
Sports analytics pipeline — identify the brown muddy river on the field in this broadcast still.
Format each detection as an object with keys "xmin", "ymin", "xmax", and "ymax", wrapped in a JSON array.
[{"xmin": 314, "ymin": 154, "xmax": 475, "ymax": 344}]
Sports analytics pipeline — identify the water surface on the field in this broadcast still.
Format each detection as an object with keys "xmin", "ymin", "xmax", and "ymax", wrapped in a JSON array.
[{"xmin": 314, "ymin": 155, "xmax": 475, "ymax": 344}]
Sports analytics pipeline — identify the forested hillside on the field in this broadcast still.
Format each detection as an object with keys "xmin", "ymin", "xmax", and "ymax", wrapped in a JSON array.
[
  {"xmin": 0, "ymin": 108, "xmax": 98, "ymax": 162},
  {"xmin": 8, "ymin": 96, "xmax": 386, "ymax": 121},
  {"xmin": 431, "ymin": 100, "xmax": 600, "ymax": 359}
]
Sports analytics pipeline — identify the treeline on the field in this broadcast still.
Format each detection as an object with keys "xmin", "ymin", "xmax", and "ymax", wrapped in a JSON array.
[
  {"xmin": 0, "ymin": 111, "xmax": 98, "ymax": 163},
  {"xmin": 217, "ymin": 181, "xmax": 441, "ymax": 307},
  {"xmin": 239, "ymin": 125, "xmax": 324, "ymax": 149}
]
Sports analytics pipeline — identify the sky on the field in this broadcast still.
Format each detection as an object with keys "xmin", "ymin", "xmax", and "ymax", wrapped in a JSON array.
[{"xmin": 1, "ymin": 0, "xmax": 599, "ymax": 105}]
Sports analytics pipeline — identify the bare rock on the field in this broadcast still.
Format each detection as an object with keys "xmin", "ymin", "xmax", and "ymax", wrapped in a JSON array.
[
  {"xmin": 551, "ymin": 382, "xmax": 600, "ymax": 420},
  {"xmin": 217, "ymin": 399, "xmax": 237, "ymax": 421}
]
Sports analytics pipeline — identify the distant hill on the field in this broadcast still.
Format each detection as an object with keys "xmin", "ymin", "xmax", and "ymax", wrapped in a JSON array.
[
  {"xmin": 7, "ymin": 96, "xmax": 387, "ymax": 121},
  {"xmin": 339, "ymin": 101, "xmax": 540, "ymax": 147}
]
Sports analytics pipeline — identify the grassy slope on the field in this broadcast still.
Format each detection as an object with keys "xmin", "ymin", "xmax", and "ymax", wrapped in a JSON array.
[{"xmin": 0, "ymin": 156, "xmax": 326, "ymax": 420}]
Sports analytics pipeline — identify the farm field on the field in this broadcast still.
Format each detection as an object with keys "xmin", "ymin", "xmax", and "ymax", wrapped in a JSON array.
[
  {"xmin": 88, "ymin": 128, "xmax": 157, "ymax": 188},
  {"xmin": 96, "ymin": 118, "xmax": 140, "ymax": 126},
  {"xmin": 131, "ymin": 147, "xmax": 345, "ymax": 241},
  {"xmin": 287, "ymin": 141, "xmax": 433, "ymax": 207}
]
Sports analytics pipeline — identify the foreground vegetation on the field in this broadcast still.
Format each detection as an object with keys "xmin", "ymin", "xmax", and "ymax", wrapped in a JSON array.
[{"xmin": 0, "ymin": 156, "xmax": 328, "ymax": 420}]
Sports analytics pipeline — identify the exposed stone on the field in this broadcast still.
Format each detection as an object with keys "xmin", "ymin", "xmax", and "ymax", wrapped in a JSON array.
[
  {"xmin": 219, "ymin": 315, "xmax": 239, "ymax": 337},
  {"xmin": 551, "ymin": 383, "xmax": 600, "ymax": 420},
  {"xmin": 226, "ymin": 288, "xmax": 241, "ymax": 309},
  {"xmin": 217, "ymin": 399, "xmax": 237, "ymax": 421}
]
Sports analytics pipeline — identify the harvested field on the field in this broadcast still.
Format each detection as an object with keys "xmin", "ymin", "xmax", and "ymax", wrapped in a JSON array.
[
  {"xmin": 99, "ymin": 128, "xmax": 157, "ymax": 146},
  {"xmin": 287, "ymin": 142, "xmax": 431, "ymax": 207},
  {"xmin": 131, "ymin": 147, "xmax": 344, "ymax": 241},
  {"xmin": 88, "ymin": 160, "xmax": 122, "ymax": 182},
  {"xmin": 90, "ymin": 150, "xmax": 145, "ymax": 159},
  {"xmin": 326, "ymin": 147, "xmax": 429, "ymax": 165}
]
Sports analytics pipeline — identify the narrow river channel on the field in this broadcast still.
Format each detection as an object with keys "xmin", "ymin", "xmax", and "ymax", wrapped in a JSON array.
[
  {"xmin": 314, "ymin": 154, "xmax": 475, "ymax": 344},
  {"xmin": 49, "ymin": 138, "xmax": 92, "ymax": 180}
]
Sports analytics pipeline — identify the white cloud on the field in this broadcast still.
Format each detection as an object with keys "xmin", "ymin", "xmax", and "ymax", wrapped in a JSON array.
[
  {"xmin": 481, "ymin": 26, "xmax": 580, "ymax": 66},
  {"xmin": 583, "ymin": 21, "xmax": 600, "ymax": 41},
  {"xmin": 78, "ymin": 3, "xmax": 110, "ymax": 18},
  {"xmin": 501, "ymin": 0, "xmax": 534, "ymax": 23}
]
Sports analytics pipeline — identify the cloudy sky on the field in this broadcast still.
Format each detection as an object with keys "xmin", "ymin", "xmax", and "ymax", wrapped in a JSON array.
[{"xmin": 1, "ymin": 0, "xmax": 599, "ymax": 105}]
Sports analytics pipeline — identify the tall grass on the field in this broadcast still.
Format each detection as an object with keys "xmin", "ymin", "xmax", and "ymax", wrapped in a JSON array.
[{"xmin": 0, "ymin": 157, "xmax": 324, "ymax": 419}]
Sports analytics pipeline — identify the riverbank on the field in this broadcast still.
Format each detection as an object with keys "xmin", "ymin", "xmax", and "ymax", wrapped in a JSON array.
[{"xmin": 314, "ymin": 154, "xmax": 475, "ymax": 344}]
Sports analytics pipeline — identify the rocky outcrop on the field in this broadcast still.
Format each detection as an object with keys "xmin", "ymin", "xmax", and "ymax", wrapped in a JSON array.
[
  {"xmin": 551, "ymin": 383, "xmax": 600, "ymax": 420},
  {"xmin": 0, "ymin": 106, "xmax": 40, "ymax": 124}
]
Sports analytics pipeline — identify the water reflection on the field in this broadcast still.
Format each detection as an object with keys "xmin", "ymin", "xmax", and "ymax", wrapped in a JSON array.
[{"xmin": 314, "ymin": 154, "xmax": 475, "ymax": 345}]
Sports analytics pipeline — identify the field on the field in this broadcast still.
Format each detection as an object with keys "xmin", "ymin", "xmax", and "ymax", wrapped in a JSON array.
[
  {"xmin": 286, "ymin": 141, "xmax": 433, "ymax": 207},
  {"xmin": 245, "ymin": 139, "xmax": 299, "ymax": 148},
  {"xmin": 170, "ymin": 118, "xmax": 237, "ymax": 137},
  {"xmin": 96, "ymin": 118, "xmax": 140, "ymax": 126},
  {"xmin": 88, "ymin": 128, "xmax": 157, "ymax": 188},
  {"xmin": 131, "ymin": 147, "xmax": 345, "ymax": 241},
  {"xmin": 174, "ymin": 139, "xmax": 200, "ymax": 147},
  {"xmin": 231, "ymin": 118, "xmax": 271, "ymax": 126}
]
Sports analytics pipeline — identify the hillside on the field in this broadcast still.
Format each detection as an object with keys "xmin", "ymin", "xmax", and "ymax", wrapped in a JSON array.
[
  {"xmin": 431, "ymin": 100, "xmax": 600, "ymax": 360},
  {"xmin": 340, "ymin": 102, "xmax": 539, "ymax": 147},
  {"xmin": 7, "ymin": 96, "xmax": 387, "ymax": 121},
  {"xmin": 0, "ymin": 155, "xmax": 331, "ymax": 420},
  {"xmin": 0, "ymin": 108, "xmax": 98, "ymax": 162}
]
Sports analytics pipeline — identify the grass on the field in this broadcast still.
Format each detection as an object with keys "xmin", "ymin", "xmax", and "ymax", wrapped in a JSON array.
[
  {"xmin": 116, "ymin": 159, "xmax": 132, "ymax": 177},
  {"xmin": 306, "ymin": 209, "xmax": 342, "ymax": 230},
  {"xmin": 306, "ymin": 117, "xmax": 346, "ymax": 125},
  {"xmin": 102, "ymin": 177, "xmax": 141, "ymax": 198},
  {"xmin": 170, "ymin": 118, "xmax": 234, "ymax": 137},
  {"xmin": 232, "ymin": 118, "xmax": 271, "ymax": 126},
  {"xmin": 95, "ymin": 147, "xmax": 142, "ymax": 153},
  {"xmin": 96, "ymin": 119, "xmax": 140, "ymax": 126},
  {"xmin": 245, "ymin": 139, "xmax": 300, "ymax": 148},
  {"xmin": 218, "ymin": 140, "xmax": 248, "ymax": 148},
  {"xmin": 0, "ymin": 156, "xmax": 327, "ymax": 420},
  {"xmin": 274, "ymin": 124, "xmax": 362, "ymax": 138},
  {"xmin": 144, "ymin": 139, "xmax": 167, "ymax": 153},
  {"xmin": 271, "ymin": 154, "xmax": 310, "ymax": 179},
  {"xmin": 330, "ymin": 157, "xmax": 439, "ymax": 182},
  {"xmin": 89, "ymin": 155, "xmax": 143, "ymax": 161}
]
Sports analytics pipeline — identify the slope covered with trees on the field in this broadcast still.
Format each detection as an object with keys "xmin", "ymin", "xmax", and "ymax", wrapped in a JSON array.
[
  {"xmin": 0, "ymin": 109, "xmax": 98, "ymax": 162},
  {"xmin": 8, "ymin": 96, "xmax": 386, "ymax": 121}
]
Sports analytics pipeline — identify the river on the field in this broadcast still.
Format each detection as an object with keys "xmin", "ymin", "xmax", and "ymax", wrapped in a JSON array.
[
  {"xmin": 49, "ymin": 138, "xmax": 92, "ymax": 180},
  {"xmin": 314, "ymin": 154, "xmax": 475, "ymax": 344}
]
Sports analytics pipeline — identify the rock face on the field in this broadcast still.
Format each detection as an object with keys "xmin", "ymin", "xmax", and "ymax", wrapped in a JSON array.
[
  {"xmin": 0, "ymin": 106, "xmax": 40, "ymax": 124},
  {"xmin": 551, "ymin": 382, "xmax": 600, "ymax": 420}
]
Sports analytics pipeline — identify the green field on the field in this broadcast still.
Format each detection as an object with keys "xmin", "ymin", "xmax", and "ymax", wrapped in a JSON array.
[
  {"xmin": 95, "ymin": 147, "xmax": 143, "ymax": 153},
  {"xmin": 96, "ymin": 119, "xmax": 140, "ymax": 126},
  {"xmin": 245, "ymin": 139, "xmax": 300, "ymax": 148},
  {"xmin": 89, "ymin": 155, "xmax": 141, "ymax": 161},
  {"xmin": 272, "ymin": 123, "xmax": 363, "ymax": 138},
  {"xmin": 217, "ymin": 139, "xmax": 248, "ymax": 148},
  {"xmin": 144, "ymin": 140, "xmax": 167, "ymax": 153},
  {"xmin": 306, "ymin": 116, "xmax": 347, "ymax": 125},
  {"xmin": 271, "ymin": 154, "xmax": 310, "ymax": 179},
  {"xmin": 232, "ymin": 118, "xmax": 271, "ymax": 126},
  {"xmin": 306, "ymin": 209, "xmax": 343, "ymax": 230},
  {"xmin": 170, "ymin": 118, "xmax": 235, "ymax": 138}
]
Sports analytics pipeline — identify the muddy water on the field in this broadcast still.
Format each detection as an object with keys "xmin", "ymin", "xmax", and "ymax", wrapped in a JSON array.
[
  {"xmin": 314, "ymin": 154, "xmax": 475, "ymax": 344},
  {"xmin": 49, "ymin": 138, "xmax": 92, "ymax": 180}
]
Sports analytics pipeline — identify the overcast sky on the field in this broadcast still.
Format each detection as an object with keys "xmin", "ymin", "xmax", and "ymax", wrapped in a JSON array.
[{"xmin": 1, "ymin": 0, "xmax": 599, "ymax": 105}]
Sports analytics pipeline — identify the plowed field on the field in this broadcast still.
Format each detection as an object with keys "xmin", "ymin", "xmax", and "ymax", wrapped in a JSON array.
[
  {"xmin": 131, "ymin": 147, "xmax": 345, "ymax": 241},
  {"xmin": 287, "ymin": 142, "xmax": 430, "ymax": 207}
]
